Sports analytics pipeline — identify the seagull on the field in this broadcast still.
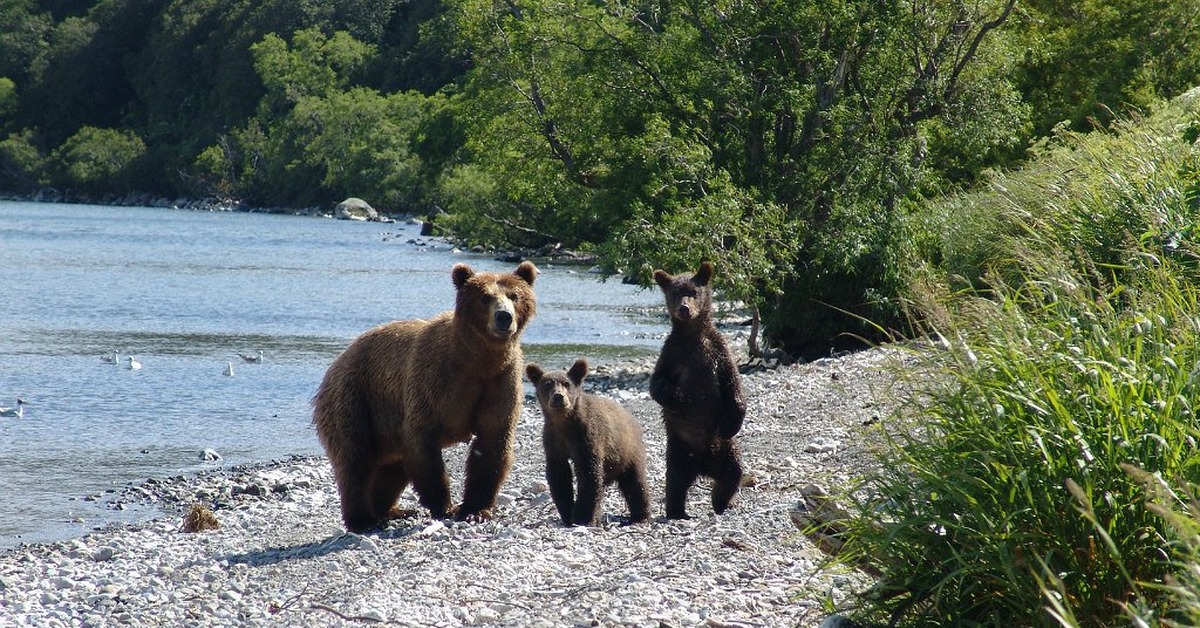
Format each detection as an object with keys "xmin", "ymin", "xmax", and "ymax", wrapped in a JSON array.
[
  {"xmin": 125, "ymin": 356, "xmax": 142, "ymax": 370},
  {"xmin": 223, "ymin": 361, "xmax": 235, "ymax": 377},
  {"xmin": 0, "ymin": 398, "xmax": 26, "ymax": 418},
  {"xmin": 237, "ymin": 350, "xmax": 264, "ymax": 364},
  {"xmin": 101, "ymin": 351, "xmax": 120, "ymax": 364}
]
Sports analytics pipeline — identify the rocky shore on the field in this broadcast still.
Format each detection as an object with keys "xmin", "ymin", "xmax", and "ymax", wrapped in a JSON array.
[{"xmin": 0, "ymin": 346, "xmax": 918, "ymax": 627}]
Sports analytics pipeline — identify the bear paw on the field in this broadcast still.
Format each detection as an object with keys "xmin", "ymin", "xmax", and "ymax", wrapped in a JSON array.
[
  {"xmin": 386, "ymin": 506, "xmax": 421, "ymax": 521},
  {"xmin": 453, "ymin": 507, "xmax": 494, "ymax": 523}
]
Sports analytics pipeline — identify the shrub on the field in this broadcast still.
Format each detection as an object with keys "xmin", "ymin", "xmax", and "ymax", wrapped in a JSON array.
[
  {"xmin": 50, "ymin": 126, "xmax": 146, "ymax": 195},
  {"xmin": 839, "ymin": 90, "xmax": 1200, "ymax": 626}
]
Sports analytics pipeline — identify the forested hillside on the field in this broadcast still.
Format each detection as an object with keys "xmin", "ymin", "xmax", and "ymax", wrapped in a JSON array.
[{"xmin": 2, "ymin": 0, "xmax": 1198, "ymax": 356}]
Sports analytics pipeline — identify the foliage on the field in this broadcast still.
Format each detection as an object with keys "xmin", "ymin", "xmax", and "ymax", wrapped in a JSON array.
[
  {"xmin": 0, "ymin": 76, "xmax": 15, "ymax": 120},
  {"xmin": 446, "ymin": 0, "xmax": 1026, "ymax": 355},
  {"xmin": 191, "ymin": 27, "xmax": 442, "ymax": 210},
  {"xmin": 0, "ymin": 129, "xmax": 44, "ymax": 190},
  {"xmin": 1012, "ymin": 0, "xmax": 1200, "ymax": 138},
  {"xmin": 49, "ymin": 126, "xmax": 146, "ymax": 195},
  {"xmin": 916, "ymin": 88, "xmax": 1200, "ymax": 292},
  {"xmin": 842, "ymin": 93, "xmax": 1200, "ymax": 626},
  {"xmin": 1089, "ymin": 469, "xmax": 1200, "ymax": 628},
  {"xmin": 847, "ymin": 257, "xmax": 1200, "ymax": 626}
]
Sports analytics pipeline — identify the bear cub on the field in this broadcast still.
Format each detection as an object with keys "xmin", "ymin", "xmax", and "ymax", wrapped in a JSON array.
[
  {"xmin": 526, "ymin": 358, "xmax": 651, "ymax": 526},
  {"xmin": 649, "ymin": 261, "xmax": 746, "ymax": 519}
]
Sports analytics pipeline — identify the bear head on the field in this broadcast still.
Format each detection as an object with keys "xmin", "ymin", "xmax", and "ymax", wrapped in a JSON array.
[
  {"xmin": 653, "ymin": 261, "xmax": 714, "ymax": 325},
  {"xmin": 452, "ymin": 261, "xmax": 538, "ymax": 342},
  {"xmin": 526, "ymin": 358, "xmax": 589, "ymax": 417}
]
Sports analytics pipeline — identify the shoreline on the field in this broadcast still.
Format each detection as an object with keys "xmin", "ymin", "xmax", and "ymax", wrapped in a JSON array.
[{"xmin": 0, "ymin": 346, "xmax": 913, "ymax": 627}]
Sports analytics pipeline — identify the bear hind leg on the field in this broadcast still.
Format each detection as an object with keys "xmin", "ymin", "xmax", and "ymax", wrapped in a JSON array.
[
  {"xmin": 709, "ymin": 438, "xmax": 744, "ymax": 515},
  {"xmin": 616, "ymin": 466, "xmax": 651, "ymax": 524},
  {"xmin": 332, "ymin": 457, "xmax": 380, "ymax": 533},
  {"xmin": 368, "ymin": 459, "xmax": 411, "ymax": 522},
  {"xmin": 664, "ymin": 434, "xmax": 701, "ymax": 519}
]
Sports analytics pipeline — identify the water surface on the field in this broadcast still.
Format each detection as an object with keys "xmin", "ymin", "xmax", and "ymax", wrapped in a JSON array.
[{"xmin": 0, "ymin": 202, "xmax": 665, "ymax": 548}]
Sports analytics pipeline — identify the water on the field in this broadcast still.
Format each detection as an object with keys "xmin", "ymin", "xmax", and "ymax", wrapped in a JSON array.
[{"xmin": 0, "ymin": 201, "xmax": 666, "ymax": 549}]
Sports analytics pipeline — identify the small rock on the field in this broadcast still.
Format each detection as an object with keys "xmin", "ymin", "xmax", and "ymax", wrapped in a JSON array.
[
  {"xmin": 199, "ymin": 449, "xmax": 221, "ymax": 461},
  {"xmin": 359, "ymin": 609, "xmax": 386, "ymax": 622},
  {"xmin": 804, "ymin": 438, "xmax": 839, "ymax": 454}
]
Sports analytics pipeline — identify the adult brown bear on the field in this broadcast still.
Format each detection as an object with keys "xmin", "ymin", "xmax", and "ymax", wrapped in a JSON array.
[
  {"xmin": 526, "ymin": 358, "xmax": 651, "ymax": 526},
  {"xmin": 649, "ymin": 261, "xmax": 746, "ymax": 519},
  {"xmin": 312, "ymin": 261, "xmax": 537, "ymax": 532}
]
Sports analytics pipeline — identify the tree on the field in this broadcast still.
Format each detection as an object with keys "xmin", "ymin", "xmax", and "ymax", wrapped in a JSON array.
[
  {"xmin": 446, "ymin": 0, "xmax": 1023, "ymax": 357},
  {"xmin": 50, "ymin": 126, "xmax": 146, "ymax": 195},
  {"xmin": 1013, "ymin": 0, "xmax": 1200, "ymax": 137}
]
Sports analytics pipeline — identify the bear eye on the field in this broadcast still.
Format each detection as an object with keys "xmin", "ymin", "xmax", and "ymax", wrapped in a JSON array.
[
  {"xmin": 507, "ymin": 292, "xmax": 519, "ymax": 302},
  {"xmin": 480, "ymin": 294, "xmax": 493, "ymax": 305}
]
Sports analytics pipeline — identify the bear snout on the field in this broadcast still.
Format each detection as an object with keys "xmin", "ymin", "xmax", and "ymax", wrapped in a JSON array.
[
  {"xmin": 549, "ymin": 392, "xmax": 568, "ymax": 409},
  {"xmin": 489, "ymin": 298, "xmax": 517, "ymax": 337}
]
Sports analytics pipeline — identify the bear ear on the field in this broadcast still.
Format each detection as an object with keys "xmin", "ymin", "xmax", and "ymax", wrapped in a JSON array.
[
  {"xmin": 452, "ymin": 264, "xmax": 475, "ymax": 289},
  {"xmin": 567, "ymin": 358, "xmax": 588, "ymax": 385},
  {"xmin": 653, "ymin": 269, "xmax": 673, "ymax": 290},
  {"xmin": 694, "ymin": 261, "xmax": 714, "ymax": 286},
  {"xmin": 525, "ymin": 363, "xmax": 543, "ymax": 383},
  {"xmin": 514, "ymin": 261, "xmax": 538, "ymax": 285}
]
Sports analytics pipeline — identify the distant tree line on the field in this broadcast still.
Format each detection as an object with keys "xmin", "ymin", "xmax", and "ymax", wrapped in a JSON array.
[{"xmin": 2, "ymin": 0, "xmax": 1198, "ymax": 356}]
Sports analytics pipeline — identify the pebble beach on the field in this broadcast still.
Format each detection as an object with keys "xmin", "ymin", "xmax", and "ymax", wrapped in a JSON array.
[{"xmin": 0, "ymin": 345, "xmax": 915, "ymax": 627}]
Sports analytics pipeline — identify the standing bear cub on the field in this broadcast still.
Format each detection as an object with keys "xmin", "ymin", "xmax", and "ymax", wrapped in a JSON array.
[
  {"xmin": 650, "ymin": 261, "xmax": 746, "ymax": 519},
  {"xmin": 526, "ymin": 358, "xmax": 651, "ymax": 526},
  {"xmin": 313, "ymin": 261, "xmax": 537, "ymax": 532}
]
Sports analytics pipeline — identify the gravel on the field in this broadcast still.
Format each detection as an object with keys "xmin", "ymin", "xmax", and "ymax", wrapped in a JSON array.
[{"xmin": 0, "ymin": 344, "xmax": 919, "ymax": 627}]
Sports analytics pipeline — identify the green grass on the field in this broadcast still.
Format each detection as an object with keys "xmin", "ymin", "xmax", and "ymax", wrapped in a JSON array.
[{"xmin": 835, "ymin": 88, "xmax": 1200, "ymax": 626}]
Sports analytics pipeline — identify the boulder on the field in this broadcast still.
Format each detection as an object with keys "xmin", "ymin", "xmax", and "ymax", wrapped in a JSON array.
[{"xmin": 334, "ymin": 197, "xmax": 378, "ymax": 221}]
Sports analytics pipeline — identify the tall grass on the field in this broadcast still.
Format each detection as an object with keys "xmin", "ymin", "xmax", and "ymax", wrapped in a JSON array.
[{"xmin": 837, "ymin": 89, "xmax": 1200, "ymax": 626}]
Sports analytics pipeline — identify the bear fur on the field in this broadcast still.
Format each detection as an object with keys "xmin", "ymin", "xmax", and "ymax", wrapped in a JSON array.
[
  {"xmin": 526, "ymin": 358, "xmax": 651, "ymax": 526},
  {"xmin": 312, "ymin": 261, "xmax": 538, "ymax": 532},
  {"xmin": 649, "ymin": 261, "xmax": 746, "ymax": 518}
]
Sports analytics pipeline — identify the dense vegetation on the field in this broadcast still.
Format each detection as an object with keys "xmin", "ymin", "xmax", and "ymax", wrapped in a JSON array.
[
  {"xmin": 840, "ymin": 92, "xmax": 1200, "ymax": 626},
  {"xmin": 3, "ymin": 0, "xmax": 1199, "ymax": 357}
]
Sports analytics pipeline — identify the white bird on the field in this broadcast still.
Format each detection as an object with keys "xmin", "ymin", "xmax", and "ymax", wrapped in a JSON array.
[
  {"xmin": 125, "ymin": 356, "xmax": 142, "ymax": 370},
  {"xmin": 101, "ymin": 351, "xmax": 120, "ymax": 364},
  {"xmin": 223, "ymin": 361, "xmax": 235, "ymax": 377},
  {"xmin": 0, "ymin": 398, "xmax": 26, "ymax": 418},
  {"xmin": 237, "ymin": 350, "xmax": 264, "ymax": 364}
]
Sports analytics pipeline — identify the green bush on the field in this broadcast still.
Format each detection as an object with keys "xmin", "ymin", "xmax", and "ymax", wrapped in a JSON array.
[
  {"xmin": 838, "ymin": 91, "xmax": 1200, "ymax": 626},
  {"xmin": 50, "ymin": 126, "xmax": 146, "ymax": 195},
  {"xmin": 844, "ymin": 258, "xmax": 1200, "ymax": 626}
]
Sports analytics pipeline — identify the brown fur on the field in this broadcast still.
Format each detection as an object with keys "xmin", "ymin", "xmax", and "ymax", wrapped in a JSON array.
[
  {"xmin": 313, "ymin": 261, "xmax": 538, "ymax": 532},
  {"xmin": 526, "ymin": 358, "xmax": 651, "ymax": 526},
  {"xmin": 649, "ymin": 261, "xmax": 746, "ymax": 518}
]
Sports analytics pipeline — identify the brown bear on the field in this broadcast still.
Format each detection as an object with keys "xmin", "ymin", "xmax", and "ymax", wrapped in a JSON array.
[
  {"xmin": 526, "ymin": 358, "xmax": 651, "ymax": 526},
  {"xmin": 649, "ymin": 261, "xmax": 746, "ymax": 519},
  {"xmin": 312, "ymin": 261, "xmax": 538, "ymax": 532}
]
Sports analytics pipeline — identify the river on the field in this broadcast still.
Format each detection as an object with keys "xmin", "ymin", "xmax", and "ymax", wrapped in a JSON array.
[{"xmin": 0, "ymin": 201, "xmax": 666, "ymax": 549}]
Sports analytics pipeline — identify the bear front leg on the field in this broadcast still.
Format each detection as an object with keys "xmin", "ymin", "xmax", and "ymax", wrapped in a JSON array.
[
  {"xmin": 570, "ymin": 450, "xmax": 604, "ymax": 527},
  {"xmin": 403, "ymin": 434, "xmax": 454, "ymax": 519},
  {"xmin": 545, "ymin": 456, "xmax": 575, "ymax": 526},
  {"xmin": 664, "ymin": 432, "xmax": 701, "ymax": 519},
  {"xmin": 457, "ymin": 434, "xmax": 513, "ymax": 521},
  {"xmin": 649, "ymin": 364, "xmax": 687, "ymax": 411}
]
